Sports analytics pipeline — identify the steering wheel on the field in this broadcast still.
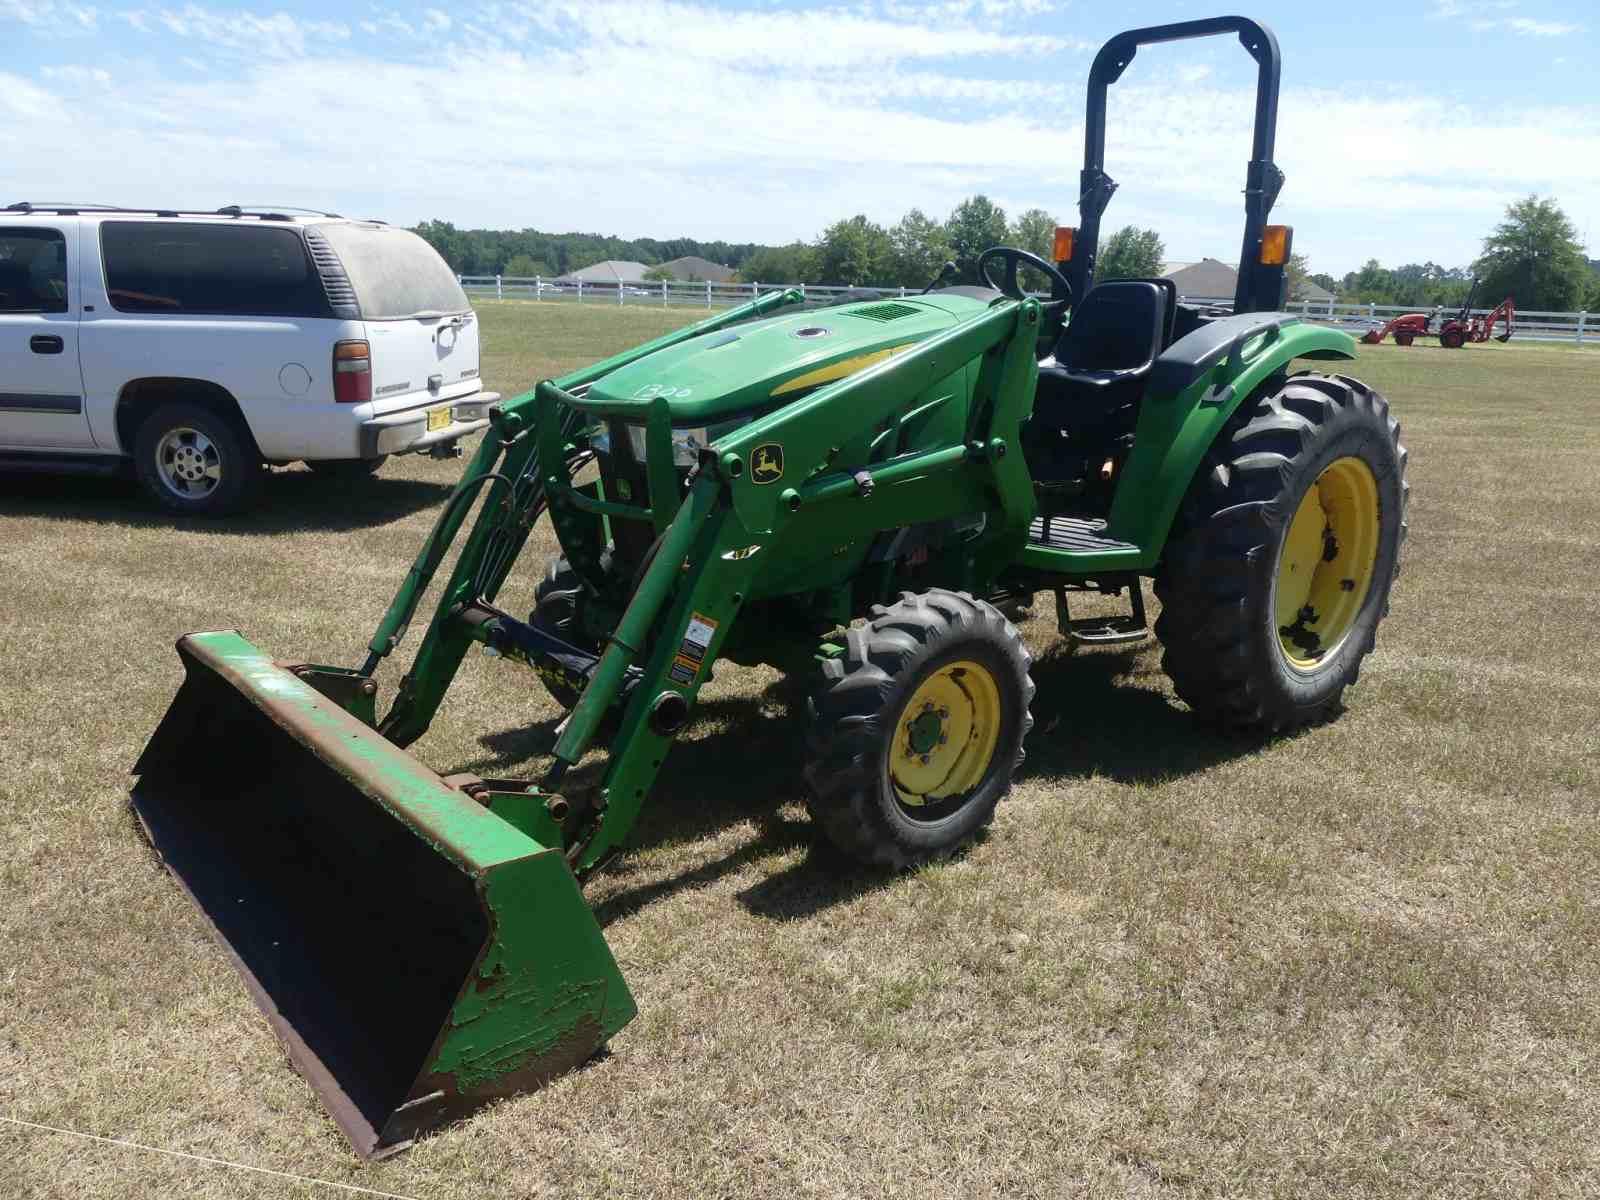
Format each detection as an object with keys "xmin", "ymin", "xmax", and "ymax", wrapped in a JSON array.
[{"xmin": 977, "ymin": 246, "xmax": 1072, "ymax": 348}]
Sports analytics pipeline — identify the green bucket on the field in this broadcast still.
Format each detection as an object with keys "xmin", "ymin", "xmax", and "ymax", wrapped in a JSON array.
[{"xmin": 131, "ymin": 631, "xmax": 635, "ymax": 1158}]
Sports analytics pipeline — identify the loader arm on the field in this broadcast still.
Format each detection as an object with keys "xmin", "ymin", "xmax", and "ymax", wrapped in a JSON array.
[
  {"xmin": 542, "ymin": 296, "xmax": 1044, "ymax": 872},
  {"xmin": 369, "ymin": 287, "xmax": 805, "ymax": 748}
]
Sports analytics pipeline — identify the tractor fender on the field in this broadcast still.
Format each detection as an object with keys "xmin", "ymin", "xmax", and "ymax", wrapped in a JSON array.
[{"xmin": 1105, "ymin": 314, "xmax": 1357, "ymax": 560}]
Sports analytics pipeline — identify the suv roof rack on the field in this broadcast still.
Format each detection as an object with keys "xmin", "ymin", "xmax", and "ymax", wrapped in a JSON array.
[
  {"xmin": 218, "ymin": 205, "xmax": 343, "ymax": 219},
  {"xmin": 5, "ymin": 202, "xmax": 340, "ymax": 221},
  {"xmin": 6, "ymin": 201, "xmax": 125, "ymax": 214}
]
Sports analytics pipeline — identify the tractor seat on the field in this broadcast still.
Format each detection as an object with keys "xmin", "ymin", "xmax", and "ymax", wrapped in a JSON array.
[
  {"xmin": 1040, "ymin": 279, "xmax": 1171, "ymax": 391},
  {"xmin": 1026, "ymin": 280, "xmax": 1172, "ymax": 494}
]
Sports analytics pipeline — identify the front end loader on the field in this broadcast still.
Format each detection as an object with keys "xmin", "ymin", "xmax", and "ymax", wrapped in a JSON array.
[{"xmin": 132, "ymin": 16, "xmax": 1408, "ymax": 1158}]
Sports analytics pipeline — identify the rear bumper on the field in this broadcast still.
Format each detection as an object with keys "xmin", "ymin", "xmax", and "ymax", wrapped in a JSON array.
[{"xmin": 358, "ymin": 392, "xmax": 500, "ymax": 458}]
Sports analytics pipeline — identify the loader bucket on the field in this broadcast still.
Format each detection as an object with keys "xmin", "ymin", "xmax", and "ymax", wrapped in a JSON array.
[{"xmin": 130, "ymin": 631, "xmax": 635, "ymax": 1159}]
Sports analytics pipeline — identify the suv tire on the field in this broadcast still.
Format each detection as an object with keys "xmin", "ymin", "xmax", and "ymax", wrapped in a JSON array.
[{"xmin": 133, "ymin": 401, "xmax": 265, "ymax": 516}]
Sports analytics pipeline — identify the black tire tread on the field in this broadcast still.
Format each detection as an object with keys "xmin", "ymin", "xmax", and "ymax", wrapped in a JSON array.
[
  {"xmin": 1154, "ymin": 371, "xmax": 1408, "ymax": 731},
  {"xmin": 804, "ymin": 588, "xmax": 1034, "ymax": 868},
  {"xmin": 132, "ymin": 401, "xmax": 264, "ymax": 516}
]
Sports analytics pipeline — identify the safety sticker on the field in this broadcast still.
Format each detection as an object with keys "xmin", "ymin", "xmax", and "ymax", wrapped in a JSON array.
[{"xmin": 668, "ymin": 611, "xmax": 719, "ymax": 685}]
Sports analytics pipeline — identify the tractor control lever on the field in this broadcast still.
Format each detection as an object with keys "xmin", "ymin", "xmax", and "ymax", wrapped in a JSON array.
[{"xmin": 922, "ymin": 261, "xmax": 958, "ymax": 294}]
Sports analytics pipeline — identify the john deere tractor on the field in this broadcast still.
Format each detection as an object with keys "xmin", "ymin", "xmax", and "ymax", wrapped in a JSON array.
[{"xmin": 132, "ymin": 17, "xmax": 1406, "ymax": 1158}]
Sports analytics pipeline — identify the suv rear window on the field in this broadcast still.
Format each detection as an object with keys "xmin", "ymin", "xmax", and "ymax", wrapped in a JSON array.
[
  {"xmin": 101, "ymin": 222, "xmax": 331, "ymax": 318},
  {"xmin": 313, "ymin": 223, "xmax": 469, "ymax": 320},
  {"xmin": 0, "ymin": 227, "xmax": 69, "ymax": 314}
]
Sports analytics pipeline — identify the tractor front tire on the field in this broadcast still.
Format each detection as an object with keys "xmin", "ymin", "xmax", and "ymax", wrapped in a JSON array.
[
  {"xmin": 1154, "ymin": 372, "xmax": 1408, "ymax": 732},
  {"xmin": 804, "ymin": 590, "xmax": 1034, "ymax": 869},
  {"xmin": 528, "ymin": 557, "xmax": 595, "ymax": 710}
]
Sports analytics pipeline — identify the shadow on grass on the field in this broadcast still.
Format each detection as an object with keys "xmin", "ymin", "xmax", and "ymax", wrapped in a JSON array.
[
  {"xmin": 1020, "ymin": 644, "xmax": 1275, "ymax": 785},
  {"xmin": 466, "ymin": 683, "xmax": 887, "ymax": 924},
  {"xmin": 458, "ymin": 644, "xmax": 1277, "ymax": 924},
  {"xmin": 0, "ymin": 466, "xmax": 451, "ymax": 533}
]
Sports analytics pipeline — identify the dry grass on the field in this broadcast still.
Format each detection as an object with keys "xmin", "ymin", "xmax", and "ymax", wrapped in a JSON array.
[{"xmin": 3, "ymin": 305, "xmax": 1599, "ymax": 1198}]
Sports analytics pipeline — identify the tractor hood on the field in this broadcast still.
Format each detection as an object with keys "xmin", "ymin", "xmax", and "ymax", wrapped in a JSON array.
[{"xmin": 588, "ymin": 292, "xmax": 995, "ymax": 425}]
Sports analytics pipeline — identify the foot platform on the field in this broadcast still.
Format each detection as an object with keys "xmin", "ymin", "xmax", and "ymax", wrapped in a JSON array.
[{"xmin": 1054, "ymin": 578, "xmax": 1150, "ymax": 646}]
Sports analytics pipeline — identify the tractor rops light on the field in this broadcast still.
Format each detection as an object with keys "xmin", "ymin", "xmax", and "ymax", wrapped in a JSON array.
[
  {"xmin": 1259, "ymin": 225, "xmax": 1291, "ymax": 266},
  {"xmin": 1053, "ymin": 226, "xmax": 1075, "ymax": 263}
]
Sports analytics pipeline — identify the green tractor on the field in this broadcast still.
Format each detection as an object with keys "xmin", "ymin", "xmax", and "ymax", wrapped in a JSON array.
[{"xmin": 132, "ymin": 16, "xmax": 1406, "ymax": 1158}]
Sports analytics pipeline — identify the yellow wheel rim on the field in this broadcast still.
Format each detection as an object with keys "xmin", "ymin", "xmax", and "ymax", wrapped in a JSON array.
[
  {"xmin": 1274, "ymin": 455, "xmax": 1381, "ymax": 670},
  {"xmin": 889, "ymin": 659, "xmax": 1002, "ymax": 809}
]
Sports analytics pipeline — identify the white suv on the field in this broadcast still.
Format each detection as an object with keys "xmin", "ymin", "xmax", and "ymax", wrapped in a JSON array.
[{"xmin": 0, "ymin": 203, "xmax": 496, "ymax": 514}]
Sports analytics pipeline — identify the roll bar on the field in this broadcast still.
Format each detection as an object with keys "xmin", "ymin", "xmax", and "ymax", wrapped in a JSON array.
[{"xmin": 1069, "ymin": 16, "xmax": 1286, "ymax": 314}]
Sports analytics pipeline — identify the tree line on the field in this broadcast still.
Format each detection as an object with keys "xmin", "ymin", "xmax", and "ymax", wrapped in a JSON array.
[
  {"xmin": 414, "ymin": 194, "xmax": 1596, "ymax": 312},
  {"xmin": 410, "ymin": 220, "xmax": 768, "ymax": 280},
  {"xmin": 411, "ymin": 196, "xmax": 1168, "ymax": 291},
  {"xmin": 1308, "ymin": 197, "xmax": 1597, "ymax": 312}
]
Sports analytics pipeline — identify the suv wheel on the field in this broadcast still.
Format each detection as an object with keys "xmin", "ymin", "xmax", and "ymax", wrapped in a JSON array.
[{"xmin": 134, "ymin": 402, "xmax": 264, "ymax": 516}]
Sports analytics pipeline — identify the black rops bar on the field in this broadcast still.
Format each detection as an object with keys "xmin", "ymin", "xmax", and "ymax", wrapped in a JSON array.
[{"xmin": 1070, "ymin": 16, "xmax": 1285, "ymax": 314}]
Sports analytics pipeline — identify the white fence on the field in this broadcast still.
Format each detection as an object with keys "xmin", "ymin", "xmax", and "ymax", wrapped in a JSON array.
[{"xmin": 460, "ymin": 275, "xmax": 1594, "ymax": 345}]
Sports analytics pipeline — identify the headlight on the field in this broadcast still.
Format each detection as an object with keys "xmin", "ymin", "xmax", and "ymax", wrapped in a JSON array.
[{"xmin": 622, "ymin": 423, "xmax": 713, "ymax": 468}]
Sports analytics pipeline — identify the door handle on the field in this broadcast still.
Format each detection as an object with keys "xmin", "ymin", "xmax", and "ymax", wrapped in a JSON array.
[{"xmin": 30, "ymin": 334, "xmax": 65, "ymax": 355}]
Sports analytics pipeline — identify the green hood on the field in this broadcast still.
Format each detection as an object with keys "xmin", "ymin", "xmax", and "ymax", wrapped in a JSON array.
[{"xmin": 587, "ymin": 293, "xmax": 994, "ymax": 425}]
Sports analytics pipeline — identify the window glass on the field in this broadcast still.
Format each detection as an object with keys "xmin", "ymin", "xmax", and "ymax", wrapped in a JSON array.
[
  {"xmin": 313, "ymin": 223, "xmax": 469, "ymax": 320},
  {"xmin": 101, "ymin": 221, "xmax": 331, "ymax": 317},
  {"xmin": 0, "ymin": 227, "xmax": 69, "ymax": 314}
]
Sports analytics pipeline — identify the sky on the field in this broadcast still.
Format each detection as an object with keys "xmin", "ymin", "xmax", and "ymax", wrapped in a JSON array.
[{"xmin": 2, "ymin": 0, "xmax": 1596, "ymax": 278}]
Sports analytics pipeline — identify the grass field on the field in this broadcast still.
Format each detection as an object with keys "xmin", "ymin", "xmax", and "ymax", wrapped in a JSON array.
[{"xmin": 4, "ymin": 301, "xmax": 1599, "ymax": 1198}]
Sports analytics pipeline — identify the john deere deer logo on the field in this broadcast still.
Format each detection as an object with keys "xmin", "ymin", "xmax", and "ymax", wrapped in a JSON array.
[{"xmin": 751, "ymin": 443, "xmax": 784, "ymax": 484}]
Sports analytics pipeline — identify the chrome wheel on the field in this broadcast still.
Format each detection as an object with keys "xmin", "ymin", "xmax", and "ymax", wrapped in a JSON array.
[{"xmin": 155, "ymin": 426, "xmax": 222, "ymax": 500}]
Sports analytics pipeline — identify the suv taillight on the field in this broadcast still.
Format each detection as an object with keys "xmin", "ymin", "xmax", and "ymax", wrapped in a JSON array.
[{"xmin": 333, "ymin": 340, "xmax": 371, "ymax": 403}]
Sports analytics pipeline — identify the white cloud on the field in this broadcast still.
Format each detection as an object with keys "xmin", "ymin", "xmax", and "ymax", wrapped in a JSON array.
[
  {"xmin": 1, "ymin": 0, "xmax": 101, "ymax": 33},
  {"xmin": 3, "ymin": 1, "xmax": 1597, "ymax": 273},
  {"xmin": 39, "ymin": 63, "xmax": 110, "ymax": 84},
  {"xmin": 1502, "ymin": 17, "xmax": 1583, "ymax": 35},
  {"xmin": 121, "ymin": 3, "xmax": 350, "ymax": 57},
  {"xmin": 1432, "ymin": 0, "xmax": 1583, "ymax": 35}
]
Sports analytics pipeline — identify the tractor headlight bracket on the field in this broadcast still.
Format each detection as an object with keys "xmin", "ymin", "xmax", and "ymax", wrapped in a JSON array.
[{"xmin": 621, "ymin": 418, "xmax": 749, "ymax": 468}]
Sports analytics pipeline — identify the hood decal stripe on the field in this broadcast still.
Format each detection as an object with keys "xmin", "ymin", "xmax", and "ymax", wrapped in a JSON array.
[{"xmin": 770, "ymin": 342, "xmax": 918, "ymax": 398}]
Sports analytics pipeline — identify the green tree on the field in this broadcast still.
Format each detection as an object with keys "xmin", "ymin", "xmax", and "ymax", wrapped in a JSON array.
[
  {"xmin": 944, "ymin": 195, "xmax": 1009, "ymax": 271},
  {"xmin": 738, "ymin": 242, "xmax": 820, "ymax": 284},
  {"xmin": 642, "ymin": 264, "xmax": 677, "ymax": 282},
  {"xmin": 1286, "ymin": 251, "xmax": 1311, "ymax": 299},
  {"xmin": 413, "ymin": 219, "xmax": 467, "ymax": 271},
  {"xmin": 816, "ymin": 215, "xmax": 894, "ymax": 286},
  {"xmin": 1096, "ymin": 226, "xmax": 1165, "ymax": 282},
  {"xmin": 1343, "ymin": 259, "xmax": 1397, "ymax": 304},
  {"xmin": 889, "ymin": 208, "xmax": 954, "ymax": 289},
  {"xmin": 1473, "ymin": 195, "xmax": 1590, "ymax": 311},
  {"xmin": 1008, "ymin": 208, "xmax": 1057, "ymax": 261},
  {"xmin": 503, "ymin": 253, "xmax": 553, "ymax": 278}
]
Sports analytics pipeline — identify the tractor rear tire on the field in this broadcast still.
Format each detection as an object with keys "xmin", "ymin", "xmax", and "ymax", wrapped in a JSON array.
[
  {"xmin": 1440, "ymin": 328, "xmax": 1466, "ymax": 349},
  {"xmin": 1154, "ymin": 371, "xmax": 1408, "ymax": 732},
  {"xmin": 804, "ymin": 589, "xmax": 1034, "ymax": 869}
]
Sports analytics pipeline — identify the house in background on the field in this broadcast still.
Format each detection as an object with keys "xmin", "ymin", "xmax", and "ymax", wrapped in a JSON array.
[
  {"xmin": 558, "ymin": 259, "xmax": 649, "ymax": 284},
  {"xmin": 1161, "ymin": 257, "xmax": 1335, "ymax": 304},
  {"xmin": 656, "ymin": 255, "xmax": 735, "ymax": 283},
  {"xmin": 1160, "ymin": 257, "xmax": 1238, "ymax": 300}
]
